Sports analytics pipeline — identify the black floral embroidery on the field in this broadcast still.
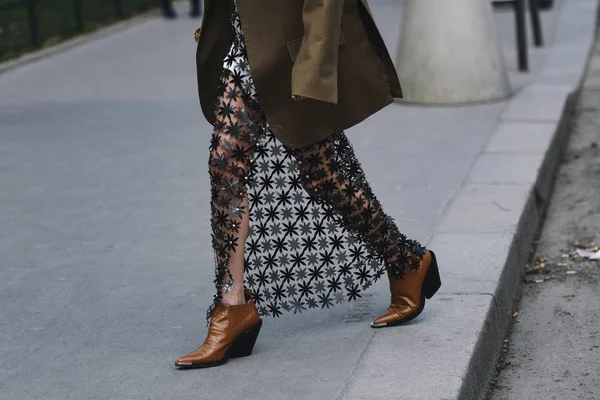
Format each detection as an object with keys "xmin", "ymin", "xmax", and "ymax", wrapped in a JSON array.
[{"xmin": 206, "ymin": 1, "xmax": 424, "ymax": 320}]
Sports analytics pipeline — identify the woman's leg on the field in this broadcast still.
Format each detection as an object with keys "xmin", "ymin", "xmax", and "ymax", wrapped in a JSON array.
[
  {"xmin": 291, "ymin": 134, "xmax": 442, "ymax": 329},
  {"xmin": 208, "ymin": 71, "xmax": 263, "ymax": 309},
  {"xmin": 291, "ymin": 133, "xmax": 424, "ymax": 277},
  {"xmin": 175, "ymin": 73, "xmax": 264, "ymax": 368}
]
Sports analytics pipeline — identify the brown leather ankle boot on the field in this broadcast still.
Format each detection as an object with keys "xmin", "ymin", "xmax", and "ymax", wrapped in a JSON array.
[
  {"xmin": 371, "ymin": 250, "xmax": 441, "ymax": 328},
  {"xmin": 175, "ymin": 289, "xmax": 262, "ymax": 369}
]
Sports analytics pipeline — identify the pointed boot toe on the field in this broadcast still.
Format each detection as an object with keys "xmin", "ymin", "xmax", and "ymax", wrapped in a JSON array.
[
  {"xmin": 175, "ymin": 351, "xmax": 208, "ymax": 368},
  {"xmin": 370, "ymin": 307, "xmax": 411, "ymax": 328}
]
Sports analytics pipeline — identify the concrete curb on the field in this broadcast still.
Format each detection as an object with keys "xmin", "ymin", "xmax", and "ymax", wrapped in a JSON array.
[
  {"xmin": 0, "ymin": 9, "xmax": 159, "ymax": 76},
  {"xmin": 431, "ymin": 1, "xmax": 598, "ymax": 399},
  {"xmin": 455, "ymin": 90, "xmax": 580, "ymax": 400}
]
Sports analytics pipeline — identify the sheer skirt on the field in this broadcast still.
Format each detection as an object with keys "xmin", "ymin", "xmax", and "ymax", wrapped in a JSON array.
[{"xmin": 206, "ymin": 2, "xmax": 424, "ymax": 319}]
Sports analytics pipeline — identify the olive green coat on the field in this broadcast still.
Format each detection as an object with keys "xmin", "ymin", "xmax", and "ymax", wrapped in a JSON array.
[{"xmin": 196, "ymin": 0, "xmax": 402, "ymax": 148}]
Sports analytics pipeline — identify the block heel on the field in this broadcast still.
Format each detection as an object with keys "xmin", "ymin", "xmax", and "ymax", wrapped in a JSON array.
[
  {"xmin": 230, "ymin": 319, "xmax": 262, "ymax": 358},
  {"xmin": 423, "ymin": 251, "xmax": 441, "ymax": 299}
]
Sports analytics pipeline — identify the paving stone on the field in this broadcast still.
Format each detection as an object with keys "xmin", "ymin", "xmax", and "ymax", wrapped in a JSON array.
[
  {"xmin": 485, "ymin": 122, "xmax": 556, "ymax": 153},
  {"xmin": 429, "ymin": 232, "xmax": 516, "ymax": 295},
  {"xmin": 502, "ymin": 85, "xmax": 571, "ymax": 123},
  {"xmin": 435, "ymin": 184, "xmax": 532, "ymax": 233},
  {"xmin": 467, "ymin": 153, "xmax": 545, "ymax": 185}
]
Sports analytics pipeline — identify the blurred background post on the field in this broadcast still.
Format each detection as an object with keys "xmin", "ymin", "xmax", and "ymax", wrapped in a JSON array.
[
  {"xmin": 396, "ymin": 0, "xmax": 511, "ymax": 105},
  {"xmin": 160, "ymin": 0, "xmax": 200, "ymax": 19}
]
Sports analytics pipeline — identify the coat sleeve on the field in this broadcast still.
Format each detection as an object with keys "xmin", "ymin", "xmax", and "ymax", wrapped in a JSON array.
[{"xmin": 291, "ymin": 0, "xmax": 344, "ymax": 105}]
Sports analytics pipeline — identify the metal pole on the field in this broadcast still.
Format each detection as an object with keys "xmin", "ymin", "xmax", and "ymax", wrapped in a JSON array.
[
  {"xmin": 515, "ymin": 0, "xmax": 529, "ymax": 72},
  {"xmin": 114, "ymin": 0, "xmax": 123, "ymax": 17},
  {"xmin": 529, "ymin": 0, "xmax": 544, "ymax": 47},
  {"xmin": 74, "ymin": 0, "xmax": 84, "ymax": 32},
  {"xmin": 27, "ymin": 0, "xmax": 39, "ymax": 47}
]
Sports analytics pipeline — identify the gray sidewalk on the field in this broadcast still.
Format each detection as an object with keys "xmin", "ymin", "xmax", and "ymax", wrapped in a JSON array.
[{"xmin": 0, "ymin": 1, "xmax": 596, "ymax": 399}]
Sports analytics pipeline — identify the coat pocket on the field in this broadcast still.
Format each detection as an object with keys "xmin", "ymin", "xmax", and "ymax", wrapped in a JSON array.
[{"xmin": 286, "ymin": 30, "xmax": 347, "ymax": 63}]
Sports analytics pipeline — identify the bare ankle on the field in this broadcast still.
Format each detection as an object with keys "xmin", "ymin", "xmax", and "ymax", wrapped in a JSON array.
[{"xmin": 221, "ymin": 290, "xmax": 246, "ymax": 306}]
